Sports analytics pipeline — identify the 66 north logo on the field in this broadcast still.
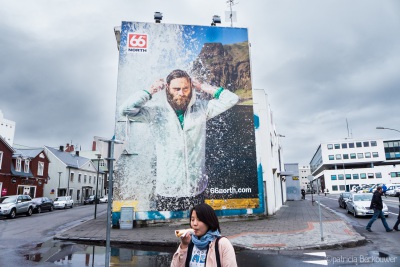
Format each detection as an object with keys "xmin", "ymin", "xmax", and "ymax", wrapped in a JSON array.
[{"xmin": 127, "ymin": 33, "xmax": 148, "ymax": 52}]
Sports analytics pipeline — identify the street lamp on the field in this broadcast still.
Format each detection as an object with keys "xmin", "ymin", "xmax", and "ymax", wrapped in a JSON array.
[
  {"xmin": 94, "ymin": 153, "xmax": 101, "ymax": 219},
  {"xmin": 58, "ymin": 172, "xmax": 62, "ymax": 197},
  {"xmin": 376, "ymin": 126, "xmax": 400, "ymax": 133}
]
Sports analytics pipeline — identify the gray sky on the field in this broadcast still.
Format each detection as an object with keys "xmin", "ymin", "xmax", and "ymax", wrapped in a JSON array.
[{"xmin": 1, "ymin": 0, "xmax": 399, "ymax": 166}]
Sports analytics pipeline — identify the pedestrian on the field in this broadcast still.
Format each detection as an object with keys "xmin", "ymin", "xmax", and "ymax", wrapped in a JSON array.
[
  {"xmin": 382, "ymin": 184, "xmax": 387, "ymax": 198},
  {"xmin": 393, "ymin": 195, "xmax": 400, "ymax": 231},
  {"xmin": 171, "ymin": 203, "xmax": 237, "ymax": 267},
  {"xmin": 366, "ymin": 186, "xmax": 393, "ymax": 232},
  {"xmin": 301, "ymin": 189, "xmax": 306, "ymax": 200}
]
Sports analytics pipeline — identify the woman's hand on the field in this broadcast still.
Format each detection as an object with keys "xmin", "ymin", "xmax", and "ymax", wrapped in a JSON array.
[{"xmin": 180, "ymin": 232, "xmax": 192, "ymax": 249}]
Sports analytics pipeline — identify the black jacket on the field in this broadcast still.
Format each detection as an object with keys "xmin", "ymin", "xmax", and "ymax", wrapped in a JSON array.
[{"xmin": 370, "ymin": 190, "xmax": 383, "ymax": 210}]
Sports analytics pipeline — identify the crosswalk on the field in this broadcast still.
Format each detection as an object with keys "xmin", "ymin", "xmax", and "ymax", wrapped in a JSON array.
[{"xmin": 303, "ymin": 252, "xmax": 328, "ymax": 265}]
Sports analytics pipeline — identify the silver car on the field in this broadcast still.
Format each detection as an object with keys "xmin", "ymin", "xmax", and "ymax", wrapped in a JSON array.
[
  {"xmin": 0, "ymin": 195, "xmax": 34, "ymax": 219},
  {"xmin": 53, "ymin": 196, "xmax": 74, "ymax": 209},
  {"xmin": 346, "ymin": 193, "xmax": 388, "ymax": 217}
]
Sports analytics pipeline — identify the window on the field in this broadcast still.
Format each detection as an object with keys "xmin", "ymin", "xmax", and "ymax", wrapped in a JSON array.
[
  {"xmin": 16, "ymin": 158, "xmax": 21, "ymax": 172},
  {"xmin": 371, "ymin": 141, "xmax": 377, "ymax": 146},
  {"xmin": 356, "ymin": 142, "xmax": 362, "ymax": 148},
  {"xmin": 78, "ymin": 173, "xmax": 82, "ymax": 183},
  {"xmin": 368, "ymin": 173, "xmax": 374, "ymax": 179},
  {"xmin": 357, "ymin": 153, "xmax": 364, "ymax": 159},
  {"xmin": 89, "ymin": 176, "xmax": 91, "ymax": 183},
  {"xmin": 329, "ymin": 155, "xmax": 334, "ymax": 160},
  {"xmin": 372, "ymin": 152, "xmax": 379, "ymax": 158},
  {"xmin": 84, "ymin": 175, "xmax": 87, "ymax": 183},
  {"xmin": 341, "ymin": 143, "xmax": 348, "ymax": 149},
  {"xmin": 349, "ymin": 143, "xmax": 355, "ymax": 148},
  {"xmin": 38, "ymin": 162, "xmax": 44, "ymax": 176},
  {"xmin": 0, "ymin": 151, "xmax": 3, "ymax": 169},
  {"xmin": 327, "ymin": 144, "xmax": 333, "ymax": 150},
  {"xmin": 332, "ymin": 185, "xmax": 338, "ymax": 191},
  {"xmin": 360, "ymin": 173, "xmax": 366, "ymax": 179},
  {"xmin": 353, "ymin": 174, "xmax": 359, "ymax": 179},
  {"xmin": 346, "ymin": 174, "xmax": 351, "ymax": 179},
  {"xmin": 339, "ymin": 185, "xmax": 345, "ymax": 191},
  {"xmin": 391, "ymin": 172, "xmax": 400, "ymax": 178},
  {"xmin": 331, "ymin": 175, "xmax": 337, "ymax": 180},
  {"xmin": 338, "ymin": 174, "xmax": 344, "ymax": 180},
  {"xmin": 24, "ymin": 160, "xmax": 30, "ymax": 173},
  {"xmin": 70, "ymin": 172, "xmax": 74, "ymax": 182},
  {"xmin": 365, "ymin": 152, "xmax": 371, "ymax": 158},
  {"xmin": 336, "ymin": 154, "xmax": 342, "ymax": 160},
  {"xmin": 343, "ymin": 154, "xmax": 349, "ymax": 159},
  {"xmin": 334, "ymin": 144, "xmax": 340, "ymax": 149},
  {"xmin": 350, "ymin": 153, "xmax": 356, "ymax": 159},
  {"xmin": 375, "ymin": 172, "xmax": 382, "ymax": 178},
  {"xmin": 363, "ymin": 141, "xmax": 369, "ymax": 147}
]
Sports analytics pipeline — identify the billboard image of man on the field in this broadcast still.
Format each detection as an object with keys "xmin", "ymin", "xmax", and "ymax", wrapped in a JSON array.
[{"xmin": 121, "ymin": 69, "xmax": 239, "ymax": 211}]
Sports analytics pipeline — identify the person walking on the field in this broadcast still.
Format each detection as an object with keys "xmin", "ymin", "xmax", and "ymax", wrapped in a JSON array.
[
  {"xmin": 171, "ymin": 203, "xmax": 237, "ymax": 267},
  {"xmin": 301, "ymin": 189, "xmax": 306, "ymax": 200},
  {"xmin": 382, "ymin": 184, "xmax": 387, "ymax": 198},
  {"xmin": 392, "ymin": 195, "xmax": 400, "ymax": 231},
  {"xmin": 366, "ymin": 186, "xmax": 393, "ymax": 232}
]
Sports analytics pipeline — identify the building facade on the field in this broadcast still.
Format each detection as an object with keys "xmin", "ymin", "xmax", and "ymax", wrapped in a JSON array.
[
  {"xmin": 310, "ymin": 138, "xmax": 400, "ymax": 193},
  {"xmin": 0, "ymin": 110, "xmax": 16, "ymax": 146},
  {"xmin": 299, "ymin": 165, "xmax": 311, "ymax": 191}
]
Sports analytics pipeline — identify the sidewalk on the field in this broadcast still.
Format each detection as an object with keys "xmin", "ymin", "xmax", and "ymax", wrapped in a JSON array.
[{"xmin": 55, "ymin": 199, "xmax": 366, "ymax": 250}]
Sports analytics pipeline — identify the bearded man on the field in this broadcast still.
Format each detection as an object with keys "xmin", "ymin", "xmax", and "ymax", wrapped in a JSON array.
[{"xmin": 121, "ymin": 69, "xmax": 239, "ymax": 211}]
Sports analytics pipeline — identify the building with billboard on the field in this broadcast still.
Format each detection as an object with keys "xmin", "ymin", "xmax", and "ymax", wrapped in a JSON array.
[
  {"xmin": 111, "ymin": 21, "xmax": 286, "ymax": 224},
  {"xmin": 310, "ymin": 138, "xmax": 400, "ymax": 193}
]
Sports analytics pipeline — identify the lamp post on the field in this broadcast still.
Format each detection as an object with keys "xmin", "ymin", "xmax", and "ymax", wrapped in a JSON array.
[
  {"xmin": 376, "ymin": 126, "xmax": 400, "ymax": 133},
  {"xmin": 94, "ymin": 153, "xmax": 101, "ymax": 219},
  {"xmin": 57, "ymin": 172, "xmax": 62, "ymax": 197}
]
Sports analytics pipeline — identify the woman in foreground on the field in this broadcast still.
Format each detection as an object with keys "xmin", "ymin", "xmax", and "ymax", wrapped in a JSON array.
[{"xmin": 171, "ymin": 203, "xmax": 237, "ymax": 267}]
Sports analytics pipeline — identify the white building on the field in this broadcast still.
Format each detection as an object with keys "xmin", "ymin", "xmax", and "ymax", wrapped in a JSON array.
[
  {"xmin": 298, "ymin": 165, "xmax": 311, "ymax": 191},
  {"xmin": 0, "ymin": 110, "xmax": 16, "ymax": 146},
  {"xmin": 310, "ymin": 138, "xmax": 400, "ymax": 193},
  {"xmin": 44, "ymin": 146, "xmax": 103, "ymax": 203},
  {"xmin": 253, "ymin": 88, "xmax": 286, "ymax": 215}
]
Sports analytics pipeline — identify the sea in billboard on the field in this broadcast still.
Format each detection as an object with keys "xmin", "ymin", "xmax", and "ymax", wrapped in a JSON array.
[{"xmin": 113, "ymin": 21, "xmax": 261, "ymax": 221}]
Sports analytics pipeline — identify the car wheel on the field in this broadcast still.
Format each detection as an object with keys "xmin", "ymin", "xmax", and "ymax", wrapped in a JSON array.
[
  {"xmin": 347, "ymin": 208, "xmax": 351, "ymax": 214},
  {"xmin": 26, "ymin": 207, "xmax": 33, "ymax": 216},
  {"xmin": 37, "ymin": 206, "xmax": 42, "ymax": 214},
  {"xmin": 343, "ymin": 203, "xmax": 347, "ymax": 209},
  {"xmin": 64, "ymin": 204, "xmax": 67, "ymax": 209},
  {"xmin": 353, "ymin": 210, "xmax": 358, "ymax": 218},
  {"xmin": 8, "ymin": 209, "xmax": 16, "ymax": 219},
  {"xmin": 50, "ymin": 206, "xmax": 54, "ymax": 211}
]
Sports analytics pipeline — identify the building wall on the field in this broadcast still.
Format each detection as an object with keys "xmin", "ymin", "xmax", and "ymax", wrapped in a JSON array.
[
  {"xmin": 299, "ymin": 165, "xmax": 311, "ymax": 190},
  {"xmin": 284, "ymin": 163, "xmax": 301, "ymax": 200},
  {"xmin": 0, "ymin": 110, "xmax": 16, "ymax": 146}
]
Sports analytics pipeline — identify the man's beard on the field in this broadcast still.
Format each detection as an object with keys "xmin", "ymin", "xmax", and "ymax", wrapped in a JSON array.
[{"xmin": 166, "ymin": 89, "xmax": 192, "ymax": 111}]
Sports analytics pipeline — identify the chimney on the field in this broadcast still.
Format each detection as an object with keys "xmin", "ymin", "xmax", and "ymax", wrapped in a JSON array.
[
  {"xmin": 92, "ymin": 141, "xmax": 96, "ymax": 151},
  {"xmin": 75, "ymin": 151, "xmax": 80, "ymax": 156},
  {"xmin": 59, "ymin": 146, "xmax": 64, "ymax": 152}
]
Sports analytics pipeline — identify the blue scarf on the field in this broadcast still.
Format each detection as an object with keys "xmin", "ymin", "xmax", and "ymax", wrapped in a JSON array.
[{"xmin": 191, "ymin": 230, "xmax": 221, "ymax": 250}]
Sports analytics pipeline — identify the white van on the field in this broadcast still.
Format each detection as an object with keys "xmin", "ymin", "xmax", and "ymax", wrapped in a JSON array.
[{"xmin": 385, "ymin": 184, "xmax": 400, "ymax": 197}]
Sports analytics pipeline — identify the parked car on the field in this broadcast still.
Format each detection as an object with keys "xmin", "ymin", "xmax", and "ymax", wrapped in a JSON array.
[
  {"xmin": 385, "ymin": 184, "xmax": 400, "ymax": 197},
  {"xmin": 345, "ymin": 193, "xmax": 388, "ymax": 217},
  {"xmin": 83, "ymin": 195, "xmax": 99, "ymax": 205},
  {"xmin": 53, "ymin": 196, "xmax": 74, "ymax": 209},
  {"xmin": 338, "ymin": 192, "xmax": 352, "ymax": 209},
  {"xmin": 32, "ymin": 197, "xmax": 54, "ymax": 213},
  {"xmin": 99, "ymin": 195, "xmax": 108, "ymax": 203},
  {"xmin": 0, "ymin": 195, "xmax": 34, "ymax": 219}
]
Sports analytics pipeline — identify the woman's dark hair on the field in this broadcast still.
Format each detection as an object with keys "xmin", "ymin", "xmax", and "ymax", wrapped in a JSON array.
[{"xmin": 189, "ymin": 203, "xmax": 221, "ymax": 232}]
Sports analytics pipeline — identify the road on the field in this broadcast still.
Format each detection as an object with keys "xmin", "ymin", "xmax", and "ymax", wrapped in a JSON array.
[{"xmin": 0, "ymin": 203, "xmax": 107, "ymax": 267}]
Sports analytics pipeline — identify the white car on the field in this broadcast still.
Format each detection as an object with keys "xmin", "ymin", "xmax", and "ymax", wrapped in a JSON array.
[
  {"xmin": 53, "ymin": 196, "xmax": 74, "ymax": 209},
  {"xmin": 346, "ymin": 193, "xmax": 388, "ymax": 217},
  {"xmin": 99, "ymin": 195, "xmax": 108, "ymax": 203}
]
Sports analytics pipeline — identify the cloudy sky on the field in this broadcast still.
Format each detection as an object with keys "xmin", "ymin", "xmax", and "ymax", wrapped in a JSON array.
[{"xmin": 1, "ymin": 0, "xmax": 399, "ymax": 166}]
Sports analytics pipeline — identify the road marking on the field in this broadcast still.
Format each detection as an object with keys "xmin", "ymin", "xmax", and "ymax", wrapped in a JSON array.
[
  {"xmin": 303, "ymin": 260, "xmax": 328, "ymax": 265},
  {"xmin": 304, "ymin": 252, "xmax": 326, "ymax": 257}
]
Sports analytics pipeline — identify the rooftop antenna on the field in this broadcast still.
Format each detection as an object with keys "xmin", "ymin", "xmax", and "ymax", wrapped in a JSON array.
[
  {"xmin": 226, "ymin": 0, "xmax": 238, "ymax": 27},
  {"xmin": 346, "ymin": 118, "xmax": 350, "ymax": 139}
]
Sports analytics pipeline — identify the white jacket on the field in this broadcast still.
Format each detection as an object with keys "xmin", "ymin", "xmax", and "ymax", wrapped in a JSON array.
[{"xmin": 121, "ymin": 88, "xmax": 239, "ymax": 197}]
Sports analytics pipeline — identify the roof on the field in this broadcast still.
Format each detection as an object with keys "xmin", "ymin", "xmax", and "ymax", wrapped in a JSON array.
[
  {"xmin": 13, "ymin": 148, "xmax": 44, "ymax": 159},
  {"xmin": 45, "ymin": 146, "xmax": 90, "ymax": 168}
]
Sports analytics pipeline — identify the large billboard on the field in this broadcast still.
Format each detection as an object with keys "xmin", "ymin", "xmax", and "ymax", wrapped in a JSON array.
[{"xmin": 113, "ymin": 21, "xmax": 261, "ymax": 220}]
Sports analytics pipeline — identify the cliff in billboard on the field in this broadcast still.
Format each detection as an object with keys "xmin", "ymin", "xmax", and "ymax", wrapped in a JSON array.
[{"xmin": 114, "ymin": 21, "xmax": 259, "ymax": 220}]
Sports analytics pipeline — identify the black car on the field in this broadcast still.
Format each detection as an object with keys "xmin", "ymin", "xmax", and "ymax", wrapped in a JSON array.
[
  {"xmin": 338, "ymin": 192, "xmax": 352, "ymax": 209},
  {"xmin": 83, "ymin": 195, "xmax": 99, "ymax": 205},
  {"xmin": 32, "ymin": 197, "xmax": 54, "ymax": 213}
]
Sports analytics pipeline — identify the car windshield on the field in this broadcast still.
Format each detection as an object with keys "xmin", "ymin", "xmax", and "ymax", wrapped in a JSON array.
[
  {"xmin": 55, "ymin": 197, "xmax": 67, "ymax": 201},
  {"xmin": 0, "ymin": 196, "xmax": 17, "ymax": 203},
  {"xmin": 354, "ymin": 195, "xmax": 372, "ymax": 201}
]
